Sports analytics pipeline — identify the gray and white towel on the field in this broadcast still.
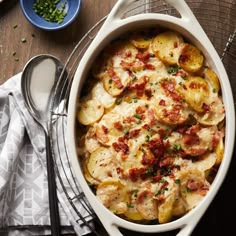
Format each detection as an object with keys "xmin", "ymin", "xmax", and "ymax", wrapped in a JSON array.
[{"xmin": 0, "ymin": 73, "xmax": 94, "ymax": 235}]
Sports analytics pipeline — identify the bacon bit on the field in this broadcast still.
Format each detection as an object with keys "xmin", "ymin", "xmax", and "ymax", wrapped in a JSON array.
[
  {"xmin": 145, "ymin": 64, "xmax": 155, "ymax": 70},
  {"xmin": 102, "ymin": 125, "xmax": 108, "ymax": 134},
  {"xmin": 202, "ymin": 103, "xmax": 211, "ymax": 112},
  {"xmin": 182, "ymin": 133, "xmax": 200, "ymax": 146},
  {"xmin": 112, "ymin": 76, "xmax": 124, "ymax": 89},
  {"xmin": 142, "ymin": 124, "xmax": 150, "ymax": 130},
  {"xmin": 141, "ymin": 153, "xmax": 158, "ymax": 165},
  {"xmin": 128, "ymin": 167, "xmax": 147, "ymax": 182},
  {"xmin": 147, "ymin": 109, "xmax": 158, "ymax": 126},
  {"xmin": 116, "ymin": 167, "xmax": 123, "ymax": 174},
  {"xmin": 145, "ymin": 88, "xmax": 152, "ymax": 98},
  {"xmin": 121, "ymin": 154, "xmax": 128, "ymax": 161},
  {"xmin": 148, "ymin": 138, "xmax": 165, "ymax": 158},
  {"xmin": 136, "ymin": 51, "xmax": 150, "ymax": 62},
  {"xmin": 151, "ymin": 174, "xmax": 162, "ymax": 183},
  {"xmin": 176, "ymin": 126, "xmax": 188, "ymax": 134},
  {"xmin": 114, "ymin": 121, "xmax": 123, "ymax": 130},
  {"xmin": 173, "ymin": 41, "xmax": 178, "ymax": 48},
  {"xmin": 107, "ymin": 67, "xmax": 116, "ymax": 77},
  {"xmin": 136, "ymin": 106, "xmax": 146, "ymax": 114},
  {"xmin": 159, "ymin": 99, "xmax": 166, "ymax": 106},
  {"xmin": 127, "ymin": 129, "xmax": 141, "ymax": 139},
  {"xmin": 112, "ymin": 142, "xmax": 129, "ymax": 154},
  {"xmin": 162, "ymin": 104, "xmax": 183, "ymax": 122},
  {"xmin": 159, "ymin": 156, "xmax": 174, "ymax": 168},
  {"xmin": 156, "ymin": 194, "xmax": 165, "ymax": 201},
  {"xmin": 186, "ymin": 124, "xmax": 200, "ymax": 135},
  {"xmin": 161, "ymin": 79, "xmax": 182, "ymax": 102},
  {"xmin": 95, "ymin": 126, "xmax": 109, "ymax": 144},
  {"xmin": 186, "ymin": 179, "xmax": 203, "ymax": 192},
  {"xmin": 212, "ymin": 131, "xmax": 221, "ymax": 148},
  {"xmin": 129, "ymin": 76, "xmax": 148, "ymax": 97},
  {"xmin": 120, "ymin": 60, "xmax": 132, "ymax": 70},
  {"xmin": 157, "ymin": 128, "xmax": 167, "ymax": 139},
  {"xmin": 123, "ymin": 116, "xmax": 136, "ymax": 124},
  {"xmin": 160, "ymin": 180, "xmax": 169, "ymax": 190},
  {"xmin": 176, "ymin": 69, "xmax": 187, "ymax": 78}
]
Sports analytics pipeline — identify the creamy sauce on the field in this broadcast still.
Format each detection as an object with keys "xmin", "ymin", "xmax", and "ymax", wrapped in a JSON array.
[{"xmin": 30, "ymin": 58, "xmax": 56, "ymax": 112}]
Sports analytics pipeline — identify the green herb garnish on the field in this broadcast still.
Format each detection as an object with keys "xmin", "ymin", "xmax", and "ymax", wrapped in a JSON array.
[{"xmin": 33, "ymin": 0, "xmax": 67, "ymax": 24}]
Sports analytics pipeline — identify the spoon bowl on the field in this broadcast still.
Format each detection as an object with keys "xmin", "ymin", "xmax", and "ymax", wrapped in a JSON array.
[
  {"xmin": 21, "ymin": 54, "xmax": 64, "ymax": 127},
  {"xmin": 21, "ymin": 54, "xmax": 65, "ymax": 236}
]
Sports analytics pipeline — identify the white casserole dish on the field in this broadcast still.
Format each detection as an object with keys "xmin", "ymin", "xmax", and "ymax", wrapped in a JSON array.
[{"xmin": 67, "ymin": 0, "xmax": 235, "ymax": 235}]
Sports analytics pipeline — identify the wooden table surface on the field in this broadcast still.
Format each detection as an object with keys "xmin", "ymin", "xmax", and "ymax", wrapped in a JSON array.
[
  {"xmin": 0, "ymin": 0, "xmax": 116, "ymax": 85},
  {"xmin": 0, "ymin": 1, "xmax": 235, "ymax": 236}
]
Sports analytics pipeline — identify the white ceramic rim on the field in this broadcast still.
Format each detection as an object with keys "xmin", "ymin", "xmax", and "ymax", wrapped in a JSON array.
[{"xmin": 67, "ymin": 1, "xmax": 235, "ymax": 235}]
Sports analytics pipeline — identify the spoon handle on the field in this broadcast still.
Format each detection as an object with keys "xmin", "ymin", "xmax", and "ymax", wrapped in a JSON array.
[{"xmin": 45, "ymin": 132, "xmax": 61, "ymax": 236}]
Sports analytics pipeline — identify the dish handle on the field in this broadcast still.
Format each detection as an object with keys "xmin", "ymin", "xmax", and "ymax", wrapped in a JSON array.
[
  {"xmin": 100, "ymin": 0, "xmax": 208, "ymax": 39},
  {"xmin": 103, "ymin": 220, "xmax": 198, "ymax": 236}
]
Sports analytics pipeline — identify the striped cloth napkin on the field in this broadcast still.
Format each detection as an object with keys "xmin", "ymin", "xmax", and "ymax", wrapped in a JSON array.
[{"xmin": 0, "ymin": 73, "xmax": 94, "ymax": 236}]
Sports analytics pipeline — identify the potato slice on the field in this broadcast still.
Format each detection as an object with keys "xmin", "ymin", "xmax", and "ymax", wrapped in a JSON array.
[
  {"xmin": 158, "ymin": 193, "xmax": 176, "ymax": 224},
  {"xmin": 204, "ymin": 68, "xmax": 220, "ymax": 93},
  {"xmin": 124, "ymin": 191, "xmax": 144, "ymax": 221},
  {"xmin": 136, "ymin": 190, "xmax": 158, "ymax": 220},
  {"xmin": 84, "ymin": 127, "xmax": 101, "ymax": 153},
  {"xmin": 214, "ymin": 136, "xmax": 224, "ymax": 166},
  {"xmin": 178, "ymin": 43, "xmax": 204, "ymax": 73},
  {"xmin": 82, "ymin": 160, "xmax": 100, "ymax": 185},
  {"xmin": 194, "ymin": 96, "xmax": 225, "ymax": 125},
  {"xmin": 77, "ymin": 99, "xmax": 104, "ymax": 125},
  {"xmin": 178, "ymin": 169, "xmax": 209, "ymax": 210},
  {"xmin": 172, "ymin": 196, "xmax": 187, "ymax": 217},
  {"xmin": 87, "ymin": 147, "xmax": 118, "ymax": 181},
  {"xmin": 97, "ymin": 179, "xmax": 128, "ymax": 214},
  {"xmin": 193, "ymin": 152, "xmax": 216, "ymax": 172},
  {"xmin": 152, "ymin": 31, "xmax": 184, "ymax": 65},
  {"xmin": 130, "ymin": 34, "xmax": 152, "ymax": 49},
  {"xmin": 177, "ymin": 77, "xmax": 210, "ymax": 112},
  {"xmin": 92, "ymin": 82, "xmax": 116, "ymax": 109}
]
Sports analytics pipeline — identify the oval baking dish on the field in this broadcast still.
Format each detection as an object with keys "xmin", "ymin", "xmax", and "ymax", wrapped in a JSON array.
[{"xmin": 67, "ymin": 0, "xmax": 235, "ymax": 235}]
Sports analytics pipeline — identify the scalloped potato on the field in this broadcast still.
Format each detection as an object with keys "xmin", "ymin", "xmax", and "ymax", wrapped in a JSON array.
[{"xmin": 76, "ymin": 28, "xmax": 225, "ymax": 225}]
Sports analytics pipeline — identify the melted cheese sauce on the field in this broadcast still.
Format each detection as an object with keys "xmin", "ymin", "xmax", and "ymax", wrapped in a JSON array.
[{"xmin": 77, "ymin": 28, "xmax": 225, "ymax": 224}]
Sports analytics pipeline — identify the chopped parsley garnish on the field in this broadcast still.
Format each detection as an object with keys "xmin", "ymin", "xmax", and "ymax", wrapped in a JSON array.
[
  {"xmin": 126, "ymin": 202, "xmax": 134, "ymax": 208},
  {"xmin": 116, "ymin": 97, "xmax": 122, "ymax": 105},
  {"xmin": 33, "ymin": 0, "xmax": 67, "ymax": 24},
  {"xmin": 133, "ymin": 113, "xmax": 141, "ymax": 119},
  {"xmin": 167, "ymin": 65, "xmax": 181, "ymax": 75}
]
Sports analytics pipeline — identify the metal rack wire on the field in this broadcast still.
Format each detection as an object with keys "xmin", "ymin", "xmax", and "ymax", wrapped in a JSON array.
[{"xmin": 50, "ymin": 0, "xmax": 236, "ymax": 235}]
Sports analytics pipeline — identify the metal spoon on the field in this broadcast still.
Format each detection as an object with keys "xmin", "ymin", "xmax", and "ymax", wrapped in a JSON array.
[{"xmin": 21, "ymin": 54, "xmax": 64, "ymax": 236}]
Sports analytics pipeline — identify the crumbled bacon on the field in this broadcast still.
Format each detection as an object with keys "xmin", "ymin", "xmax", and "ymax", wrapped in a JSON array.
[
  {"xmin": 148, "ymin": 138, "xmax": 165, "ymax": 158},
  {"xmin": 102, "ymin": 125, "xmax": 108, "ymax": 134},
  {"xmin": 112, "ymin": 142, "xmax": 129, "ymax": 154},
  {"xmin": 114, "ymin": 121, "xmax": 123, "ymax": 130},
  {"xmin": 136, "ymin": 106, "xmax": 146, "ymax": 114},
  {"xmin": 145, "ymin": 64, "xmax": 155, "ymax": 70},
  {"xmin": 136, "ymin": 51, "xmax": 150, "ymax": 62},
  {"xmin": 159, "ymin": 99, "xmax": 166, "ymax": 106},
  {"xmin": 182, "ymin": 133, "xmax": 200, "ymax": 146},
  {"xmin": 161, "ymin": 79, "xmax": 182, "ymax": 101}
]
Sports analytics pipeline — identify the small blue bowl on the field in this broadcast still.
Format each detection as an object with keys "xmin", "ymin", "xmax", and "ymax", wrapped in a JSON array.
[{"xmin": 20, "ymin": 0, "xmax": 82, "ymax": 31}]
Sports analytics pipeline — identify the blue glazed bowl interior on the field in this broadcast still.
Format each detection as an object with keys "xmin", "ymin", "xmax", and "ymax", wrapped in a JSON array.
[{"xmin": 20, "ymin": 0, "xmax": 82, "ymax": 30}]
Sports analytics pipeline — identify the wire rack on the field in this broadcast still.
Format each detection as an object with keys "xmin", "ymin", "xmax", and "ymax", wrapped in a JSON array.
[{"xmin": 50, "ymin": 0, "xmax": 236, "ymax": 235}]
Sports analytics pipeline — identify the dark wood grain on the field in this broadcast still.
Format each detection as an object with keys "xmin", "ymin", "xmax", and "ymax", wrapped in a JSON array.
[{"xmin": 0, "ymin": 0, "xmax": 116, "ymax": 85}]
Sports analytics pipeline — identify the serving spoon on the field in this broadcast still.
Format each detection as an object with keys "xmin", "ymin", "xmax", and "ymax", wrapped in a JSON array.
[{"xmin": 21, "ymin": 54, "xmax": 64, "ymax": 236}]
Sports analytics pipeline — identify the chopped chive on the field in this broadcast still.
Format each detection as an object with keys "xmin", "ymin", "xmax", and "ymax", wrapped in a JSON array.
[
  {"xmin": 33, "ymin": 0, "xmax": 67, "ymax": 24},
  {"xmin": 13, "ymin": 24, "xmax": 18, "ymax": 29},
  {"xmin": 21, "ymin": 38, "xmax": 27, "ymax": 43}
]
